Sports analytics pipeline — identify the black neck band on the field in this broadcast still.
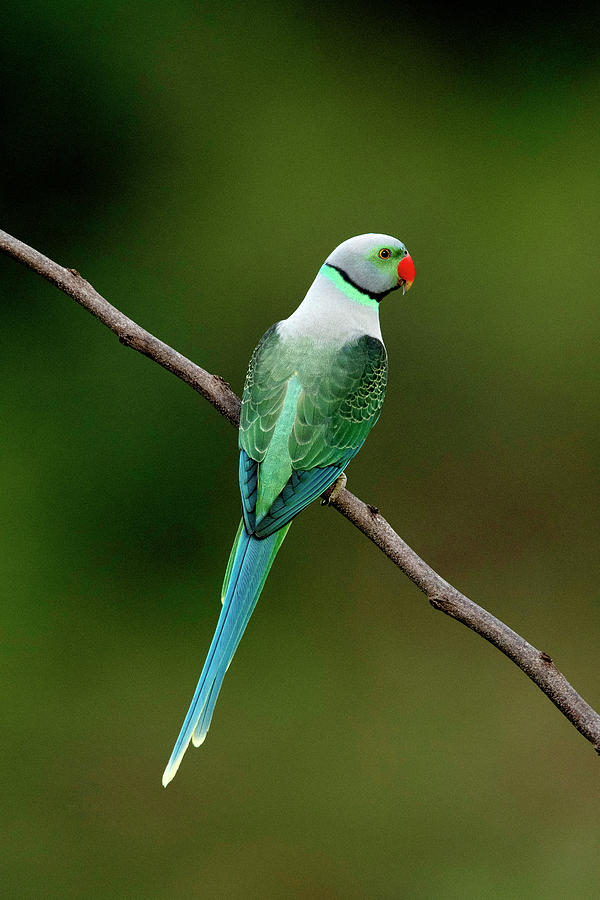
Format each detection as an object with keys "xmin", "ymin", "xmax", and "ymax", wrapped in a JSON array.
[{"xmin": 325, "ymin": 263, "xmax": 398, "ymax": 303}]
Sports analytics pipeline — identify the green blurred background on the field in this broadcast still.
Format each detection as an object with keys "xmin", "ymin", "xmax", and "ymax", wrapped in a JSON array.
[{"xmin": 2, "ymin": 2, "xmax": 599, "ymax": 897}]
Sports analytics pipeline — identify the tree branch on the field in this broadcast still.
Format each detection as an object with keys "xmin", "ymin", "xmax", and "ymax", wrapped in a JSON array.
[{"xmin": 2, "ymin": 226, "xmax": 599, "ymax": 755}]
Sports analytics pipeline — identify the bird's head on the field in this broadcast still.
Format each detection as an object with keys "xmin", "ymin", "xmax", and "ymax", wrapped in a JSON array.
[{"xmin": 324, "ymin": 233, "xmax": 415, "ymax": 302}]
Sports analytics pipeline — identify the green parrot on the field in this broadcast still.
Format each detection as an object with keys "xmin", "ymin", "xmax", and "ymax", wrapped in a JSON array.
[{"xmin": 162, "ymin": 233, "xmax": 415, "ymax": 786}]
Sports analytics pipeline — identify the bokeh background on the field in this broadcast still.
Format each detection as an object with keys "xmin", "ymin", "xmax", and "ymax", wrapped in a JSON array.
[{"xmin": 2, "ymin": 2, "xmax": 599, "ymax": 897}]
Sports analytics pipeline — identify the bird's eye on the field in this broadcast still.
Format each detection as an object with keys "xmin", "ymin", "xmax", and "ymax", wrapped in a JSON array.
[{"xmin": 378, "ymin": 248, "xmax": 391, "ymax": 259}]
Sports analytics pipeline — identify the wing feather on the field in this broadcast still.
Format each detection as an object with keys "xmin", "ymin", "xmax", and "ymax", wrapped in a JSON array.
[{"xmin": 238, "ymin": 329, "xmax": 387, "ymax": 536}]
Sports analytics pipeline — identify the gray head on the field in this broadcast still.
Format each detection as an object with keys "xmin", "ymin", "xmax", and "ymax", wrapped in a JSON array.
[{"xmin": 325, "ymin": 233, "xmax": 415, "ymax": 299}]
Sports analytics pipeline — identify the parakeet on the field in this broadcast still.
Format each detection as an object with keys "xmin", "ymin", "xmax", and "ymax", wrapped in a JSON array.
[{"xmin": 162, "ymin": 233, "xmax": 415, "ymax": 786}]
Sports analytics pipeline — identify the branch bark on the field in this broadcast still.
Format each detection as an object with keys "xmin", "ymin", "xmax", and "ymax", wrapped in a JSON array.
[{"xmin": 2, "ymin": 226, "xmax": 599, "ymax": 755}]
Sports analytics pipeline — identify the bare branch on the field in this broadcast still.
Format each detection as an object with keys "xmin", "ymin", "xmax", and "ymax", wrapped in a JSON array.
[
  {"xmin": 2, "ymin": 227, "xmax": 599, "ymax": 754},
  {"xmin": 0, "ymin": 229, "xmax": 240, "ymax": 425}
]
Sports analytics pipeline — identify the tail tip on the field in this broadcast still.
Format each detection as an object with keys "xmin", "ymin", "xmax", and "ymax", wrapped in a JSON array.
[
  {"xmin": 162, "ymin": 761, "xmax": 178, "ymax": 788},
  {"xmin": 191, "ymin": 729, "xmax": 208, "ymax": 748}
]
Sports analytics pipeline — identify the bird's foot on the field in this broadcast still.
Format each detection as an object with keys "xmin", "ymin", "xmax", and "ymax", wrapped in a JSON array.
[{"xmin": 321, "ymin": 472, "xmax": 347, "ymax": 505}]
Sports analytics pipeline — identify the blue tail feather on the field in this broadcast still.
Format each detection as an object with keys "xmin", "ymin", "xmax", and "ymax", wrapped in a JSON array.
[
  {"xmin": 191, "ymin": 584, "xmax": 259, "ymax": 746},
  {"xmin": 162, "ymin": 521, "xmax": 289, "ymax": 786}
]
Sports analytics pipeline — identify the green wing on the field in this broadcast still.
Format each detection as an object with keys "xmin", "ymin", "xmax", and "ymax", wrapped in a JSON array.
[
  {"xmin": 239, "ymin": 324, "xmax": 290, "ymax": 463},
  {"xmin": 289, "ymin": 334, "xmax": 387, "ymax": 470},
  {"xmin": 239, "ymin": 326, "xmax": 387, "ymax": 535}
]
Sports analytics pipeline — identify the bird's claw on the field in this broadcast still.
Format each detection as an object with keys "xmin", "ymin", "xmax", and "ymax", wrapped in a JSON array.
[{"xmin": 321, "ymin": 472, "xmax": 347, "ymax": 505}]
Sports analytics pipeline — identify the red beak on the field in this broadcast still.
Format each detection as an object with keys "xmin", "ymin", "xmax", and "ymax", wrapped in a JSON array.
[{"xmin": 397, "ymin": 253, "xmax": 415, "ymax": 293}]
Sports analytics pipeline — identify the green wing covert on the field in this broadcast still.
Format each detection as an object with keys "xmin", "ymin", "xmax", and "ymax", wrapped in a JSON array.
[
  {"xmin": 288, "ymin": 334, "xmax": 387, "ymax": 470},
  {"xmin": 238, "ymin": 329, "xmax": 387, "ymax": 535},
  {"xmin": 239, "ymin": 324, "xmax": 290, "ymax": 462},
  {"xmin": 240, "ymin": 328, "xmax": 387, "ymax": 471}
]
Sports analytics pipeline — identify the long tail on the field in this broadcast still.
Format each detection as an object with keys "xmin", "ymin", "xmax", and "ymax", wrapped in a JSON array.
[{"xmin": 162, "ymin": 520, "xmax": 290, "ymax": 787}]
